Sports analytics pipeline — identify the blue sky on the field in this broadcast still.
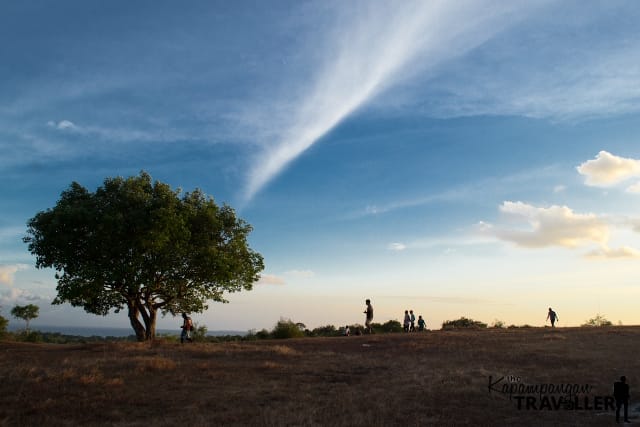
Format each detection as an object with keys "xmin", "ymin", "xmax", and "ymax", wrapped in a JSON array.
[{"xmin": 2, "ymin": 1, "xmax": 640, "ymax": 332}]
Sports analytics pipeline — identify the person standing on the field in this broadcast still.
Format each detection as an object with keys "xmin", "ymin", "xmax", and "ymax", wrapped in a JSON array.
[
  {"xmin": 181, "ymin": 312, "xmax": 193, "ymax": 343},
  {"xmin": 614, "ymin": 376, "xmax": 630, "ymax": 423},
  {"xmin": 364, "ymin": 299, "xmax": 374, "ymax": 334},
  {"xmin": 403, "ymin": 310, "xmax": 411, "ymax": 332},
  {"xmin": 546, "ymin": 307, "xmax": 558, "ymax": 327},
  {"xmin": 409, "ymin": 310, "xmax": 416, "ymax": 332}
]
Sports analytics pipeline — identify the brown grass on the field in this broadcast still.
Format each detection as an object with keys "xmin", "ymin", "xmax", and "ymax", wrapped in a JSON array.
[{"xmin": 0, "ymin": 327, "xmax": 639, "ymax": 426}]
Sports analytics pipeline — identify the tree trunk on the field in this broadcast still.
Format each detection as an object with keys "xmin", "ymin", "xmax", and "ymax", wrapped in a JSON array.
[
  {"xmin": 127, "ymin": 302, "xmax": 146, "ymax": 341},
  {"xmin": 143, "ymin": 307, "xmax": 157, "ymax": 341},
  {"xmin": 134, "ymin": 299, "xmax": 157, "ymax": 341}
]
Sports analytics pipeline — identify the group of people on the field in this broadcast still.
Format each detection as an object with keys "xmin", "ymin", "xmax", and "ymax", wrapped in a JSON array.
[
  {"xmin": 403, "ymin": 309, "xmax": 426, "ymax": 332},
  {"xmin": 357, "ymin": 299, "xmax": 428, "ymax": 334}
]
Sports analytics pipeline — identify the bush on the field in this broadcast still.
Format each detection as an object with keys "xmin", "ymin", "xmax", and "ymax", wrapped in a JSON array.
[
  {"xmin": 377, "ymin": 320, "xmax": 403, "ymax": 333},
  {"xmin": 271, "ymin": 318, "xmax": 305, "ymax": 339},
  {"xmin": 441, "ymin": 317, "xmax": 487, "ymax": 330},
  {"xmin": 254, "ymin": 329, "xmax": 271, "ymax": 340},
  {"xmin": 582, "ymin": 314, "xmax": 612, "ymax": 327},
  {"xmin": 191, "ymin": 323, "xmax": 208, "ymax": 342},
  {"xmin": 0, "ymin": 314, "xmax": 7, "ymax": 339},
  {"xmin": 16, "ymin": 330, "xmax": 43, "ymax": 342},
  {"xmin": 492, "ymin": 319, "xmax": 505, "ymax": 328},
  {"xmin": 309, "ymin": 325, "xmax": 338, "ymax": 337}
]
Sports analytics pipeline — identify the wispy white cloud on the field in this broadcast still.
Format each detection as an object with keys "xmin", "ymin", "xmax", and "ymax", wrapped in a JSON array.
[
  {"xmin": 0, "ymin": 287, "xmax": 46, "ymax": 306},
  {"xmin": 256, "ymin": 269, "xmax": 315, "ymax": 285},
  {"xmin": 626, "ymin": 182, "xmax": 640, "ymax": 194},
  {"xmin": 242, "ymin": 1, "xmax": 538, "ymax": 202},
  {"xmin": 388, "ymin": 243, "xmax": 407, "ymax": 252},
  {"xmin": 586, "ymin": 246, "xmax": 640, "ymax": 260},
  {"xmin": 47, "ymin": 120, "xmax": 77, "ymax": 131},
  {"xmin": 256, "ymin": 274, "xmax": 285, "ymax": 286},
  {"xmin": 577, "ymin": 151, "xmax": 640, "ymax": 187},
  {"xmin": 283, "ymin": 270, "xmax": 315, "ymax": 279},
  {"xmin": 553, "ymin": 185, "xmax": 566, "ymax": 193}
]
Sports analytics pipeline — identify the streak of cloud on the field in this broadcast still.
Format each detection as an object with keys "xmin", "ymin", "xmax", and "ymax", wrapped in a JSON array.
[{"xmin": 242, "ymin": 1, "xmax": 537, "ymax": 203}]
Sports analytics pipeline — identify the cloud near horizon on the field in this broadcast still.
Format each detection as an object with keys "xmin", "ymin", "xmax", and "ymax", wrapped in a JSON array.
[
  {"xmin": 256, "ymin": 274, "xmax": 285, "ymax": 286},
  {"xmin": 0, "ymin": 264, "xmax": 28, "ymax": 285},
  {"xmin": 481, "ymin": 201, "xmax": 640, "ymax": 259}
]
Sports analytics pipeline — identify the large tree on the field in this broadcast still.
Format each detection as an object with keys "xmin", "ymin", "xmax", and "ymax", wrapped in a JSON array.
[{"xmin": 24, "ymin": 172, "xmax": 264, "ymax": 341}]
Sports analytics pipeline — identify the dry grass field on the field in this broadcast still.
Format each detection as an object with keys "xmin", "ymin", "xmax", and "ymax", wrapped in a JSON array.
[{"xmin": 1, "ymin": 326, "xmax": 639, "ymax": 426}]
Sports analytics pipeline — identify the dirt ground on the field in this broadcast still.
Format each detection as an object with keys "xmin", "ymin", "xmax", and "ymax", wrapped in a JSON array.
[{"xmin": 1, "ymin": 326, "xmax": 639, "ymax": 426}]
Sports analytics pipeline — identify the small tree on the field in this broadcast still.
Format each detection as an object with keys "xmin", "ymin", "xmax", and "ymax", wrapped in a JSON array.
[
  {"xmin": 11, "ymin": 304, "xmax": 39, "ymax": 332},
  {"xmin": 582, "ymin": 313, "xmax": 612, "ymax": 327}
]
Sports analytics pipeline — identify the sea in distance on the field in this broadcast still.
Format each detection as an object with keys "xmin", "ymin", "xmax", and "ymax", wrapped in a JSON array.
[{"xmin": 8, "ymin": 324, "xmax": 246, "ymax": 337}]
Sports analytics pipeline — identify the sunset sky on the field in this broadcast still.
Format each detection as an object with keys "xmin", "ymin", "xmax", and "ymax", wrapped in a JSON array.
[{"xmin": 2, "ymin": 1, "xmax": 640, "ymax": 333}]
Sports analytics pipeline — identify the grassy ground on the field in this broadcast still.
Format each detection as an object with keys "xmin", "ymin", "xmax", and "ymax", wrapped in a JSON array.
[{"xmin": 1, "ymin": 326, "xmax": 638, "ymax": 426}]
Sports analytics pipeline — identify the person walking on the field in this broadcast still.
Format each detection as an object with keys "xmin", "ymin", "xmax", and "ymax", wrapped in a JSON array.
[
  {"xmin": 364, "ymin": 299, "xmax": 374, "ymax": 334},
  {"xmin": 546, "ymin": 307, "xmax": 559, "ymax": 327}
]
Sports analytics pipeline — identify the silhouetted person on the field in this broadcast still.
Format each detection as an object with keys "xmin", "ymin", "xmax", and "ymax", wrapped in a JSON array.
[
  {"xmin": 344, "ymin": 325, "xmax": 350, "ymax": 336},
  {"xmin": 409, "ymin": 310, "xmax": 416, "ymax": 332},
  {"xmin": 403, "ymin": 310, "xmax": 410, "ymax": 332},
  {"xmin": 417, "ymin": 315, "xmax": 426, "ymax": 331},
  {"xmin": 546, "ymin": 307, "xmax": 558, "ymax": 327},
  {"xmin": 364, "ymin": 299, "xmax": 373, "ymax": 334},
  {"xmin": 614, "ymin": 376, "xmax": 630, "ymax": 423}
]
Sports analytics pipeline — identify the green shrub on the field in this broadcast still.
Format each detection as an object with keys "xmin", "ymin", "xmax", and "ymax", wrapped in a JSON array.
[
  {"xmin": 191, "ymin": 323, "xmax": 209, "ymax": 342},
  {"xmin": 492, "ymin": 319, "xmax": 505, "ymax": 328},
  {"xmin": 441, "ymin": 317, "xmax": 487, "ymax": 330},
  {"xmin": 309, "ymin": 325, "xmax": 338, "ymax": 337},
  {"xmin": 271, "ymin": 318, "xmax": 305, "ymax": 339},
  {"xmin": 17, "ymin": 330, "xmax": 43, "ymax": 342}
]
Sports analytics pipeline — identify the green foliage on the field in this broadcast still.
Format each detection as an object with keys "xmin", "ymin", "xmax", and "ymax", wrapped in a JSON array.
[
  {"xmin": 15, "ymin": 330, "xmax": 43, "ymax": 342},
  {"xmin": 376, "ymin": 320, "xmax": 403, "ymax": 333},
  {"xmin": 0, "ymin": 313, "xmax": 8, "ymax": 339},
  {"xmin": 191, "ymin": 323, "xmax": 208, "ymax": 342},
  {"xmin": 308, "ymin": 324, "xmax": 338, "ymax": 337},
  {"xmin": 582, "ymin": 313, "xmax": 613, "ymax": 327},
  {"xmin": 271, "ymin": 318, "xmax": 305, "ymax": 339},
  {"xmin": 11, "ymin": 304, "xmax": 39, "ymax": 332},
  {"xmin": 492, "ymin": 319, "xmax": 505, "ymax": 328},
  {"xmin": 24, "ymin": 172, "xmax": 264, "ymax": 341},
  {"xmin": 255, "ymin": 329, "xmax": 271, "ymax": 339},
  {"xmin": 441, "ymin": 317, "xmax": 487, "ymax": 330}
]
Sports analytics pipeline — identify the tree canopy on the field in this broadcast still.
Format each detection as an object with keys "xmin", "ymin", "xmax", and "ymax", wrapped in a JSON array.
[{"xmin": 24, "ymin": 172, "xmax": 264, "ymax": 341}]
